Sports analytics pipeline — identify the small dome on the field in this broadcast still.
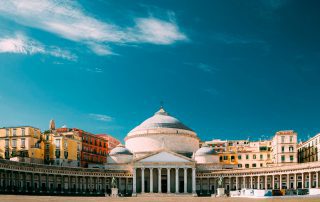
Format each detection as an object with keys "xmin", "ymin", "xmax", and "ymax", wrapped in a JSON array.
[
  {"xmin": 128, "ymin": 107, "xmax": 194, "ymax": 135},
  {"xmin": 195, "ymin": 145, "xmax": 216, "ymax": 156},
  {"xmin": 110, "ymin": 144, "xmax": 132, "ymax": 156}
]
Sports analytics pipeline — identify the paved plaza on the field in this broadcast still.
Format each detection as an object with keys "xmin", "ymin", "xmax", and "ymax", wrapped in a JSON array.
[{"xmin": 0, "ymin": 195, "xmax": 320, "ymax": 202}]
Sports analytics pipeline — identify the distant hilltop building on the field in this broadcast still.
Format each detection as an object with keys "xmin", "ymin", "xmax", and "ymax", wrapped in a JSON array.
[{"xmin": 0, "ymin": 106, "xmax": 320, "ymax": 197}]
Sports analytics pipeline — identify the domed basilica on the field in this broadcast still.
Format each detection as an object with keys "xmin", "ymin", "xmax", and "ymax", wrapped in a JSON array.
[{"xmin": 106, "ymin": 106, "xmax": 220, "ymax": 195}]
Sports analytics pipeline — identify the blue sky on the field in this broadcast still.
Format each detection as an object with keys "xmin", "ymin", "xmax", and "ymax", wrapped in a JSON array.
[{"xmin": 0, "ymin": 0, "xmax": 320, "ymax": 142}]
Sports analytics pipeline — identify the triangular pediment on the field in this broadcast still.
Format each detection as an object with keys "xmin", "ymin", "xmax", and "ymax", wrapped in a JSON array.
[{"xmin": 136, "ymin": 151, "xmax": 192, "ymax": 163}]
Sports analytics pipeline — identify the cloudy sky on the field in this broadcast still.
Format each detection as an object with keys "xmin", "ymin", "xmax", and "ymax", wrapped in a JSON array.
[{"xmin": 0, "ymin": 0, "xmax": 320, "ymax": 142}]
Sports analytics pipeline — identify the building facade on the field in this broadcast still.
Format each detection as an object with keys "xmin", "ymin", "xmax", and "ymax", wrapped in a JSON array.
[
  {"xmin": 1, "ymin": 107, "xmax": 320, "ymax": 197},
  {"xmin": 43, "ymin": 127, "xmax": 81, "ymax": 167},
  {"xmin": 298, "ymin": 133, "xmax": 320, "ymax": 163},
  {"xmin": 0, "ymin": 126, "xmax": 44, "ymax": 164},
  {"xmin": 96, "ymin": 134, "xmax": 120, "ymax": 152},
  {"xmin": 77, "ymin": 129, "xmax": 108, "ymax": 167}
]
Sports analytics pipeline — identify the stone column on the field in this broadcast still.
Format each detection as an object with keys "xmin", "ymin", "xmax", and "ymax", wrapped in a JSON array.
[
  {"xmin": 272, "ymin": 175, "xmax": 274, "ymax": 189},
  {"xmin": 150, "ymin": 168, "xmax": 153, "ymax": 193},
  {"xmin": 125, "ymin": 177, "xmax": 128, "ymax": 194},
  {"xmin": 302, "ymin": 173, "xmax": 304, "ymax": 188},
  {"xmin": 24, "ymin": 172, "xmax": 27, "ymax": 192},
  {"xmin": 31, "ymin": 173, "xmax": 35, "ymax": 192},
  {"xmin": 184, "ymin": 168, "xmax": 187, "ymax": 193},
  {"xmin": 141, "ymin": 168, "xmax": 145, "ymax": 193},
  {"xmin": 279, "ymin": 174, "xmax": 282, "ymax": 189},
  {"xmin": 53, "ymin": 175, "xmax": 57, "ymax": 193},
  {"xmin": 250, "ymin": 176, "xmax": 253, "ymax": 189},
  {"xmin": 257, "ymin": 176, "xmax": 260, "ymax": 189},
  {"xmin": 265, "ymin": 176, "xmax": 268, "ymax": 190},
  {"xmin": 158, "ymin": 168, "xmax": 161, "ymax": 193},
  {"xmin": 236, "ymin": 176, "xmax": 239, "ymax": 190},
  {"xmin": 294, "ymin": 173, "xmax": 297, "ymax": 189},
  {"xmin": 167, "ymin": 168, "xmax": 171, "ymax": 193},
  {"xmin": 243, "ymin": 176, "xmax": 246, "ymax": 189},
  {"xmin": 192, "ymin": 168, "xmax": 196, "ymax": 194},
  {"xmin": 287, "ymin": 174, "xmax": 290, "ymax": 189},
  {"xmin": 133, "ymin": 168, "xmax": 137, "ymax": 195},
  {"xmin": 316, "ymin": 172, "xmax": 319, "ymax": 189},
  {"xmin": 75, "ymin": 176, "xmax": 78, "ymax": 193},
  {"xmin": 309, "ymin": 172, "xmax": 312, "ymax": 188},
  {"xmin": 46, "ymin": 174, "xmax": 49, "ymax": 193},
  {"xmin": 175, "ymin": 168, "xmax": 179, "ymax": 193}
]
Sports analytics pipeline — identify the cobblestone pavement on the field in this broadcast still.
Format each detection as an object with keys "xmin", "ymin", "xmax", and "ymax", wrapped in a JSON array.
[{"xmin": 0, "ymin": 195, "xmax": 319, "ymax": 202}]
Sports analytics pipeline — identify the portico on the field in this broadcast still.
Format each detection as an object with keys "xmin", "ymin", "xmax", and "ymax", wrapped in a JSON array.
[{"xmin": 132, "ymin": 150, "xmax": 196, "ymax": 195}]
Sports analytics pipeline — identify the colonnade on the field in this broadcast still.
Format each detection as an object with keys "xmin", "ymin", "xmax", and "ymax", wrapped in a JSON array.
[
  {"xmin": 0, "ymin": 169, "xmax": 132, "ymax": 195},
  {"xmin": 133, "ymin": 167, "xmax": 196, "ymax": 194},
  {"xmin": 196, "ymin": 171, "xmax": 320, "ymax": 194}
]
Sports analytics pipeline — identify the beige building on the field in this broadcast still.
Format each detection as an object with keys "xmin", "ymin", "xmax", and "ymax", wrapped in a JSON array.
[
  {"xmin": 44, "ymin": 127, "xmax": 81, "ymax": 167},
  {"xmin": 298, "ymin": 133, "xmax": 320, "ymax": 163},
  {"xmin": 272, "ymin": 130, "xmax": 298, "ymax": 165},
  {"xmin": 0, "ymin": 126, "xmax": 44, "ymax": 164}
]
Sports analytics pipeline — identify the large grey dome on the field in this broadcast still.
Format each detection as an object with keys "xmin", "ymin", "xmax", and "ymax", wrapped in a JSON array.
[
  {"xmin": 109, "ymin": 144, "xmax": 132, "ymax": 156},
  {"xmin": 128, "ymin": 107, "xmax": 194, "ymax": 135},
  {"xmin": 195, "ymin": 145, "xmax": 216, "ymax": 156}
]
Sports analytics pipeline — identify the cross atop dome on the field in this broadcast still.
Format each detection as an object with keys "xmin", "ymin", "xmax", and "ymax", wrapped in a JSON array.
[{"xmin": 155, "ymin": 105, "xmax": 168, "ymax": 116}]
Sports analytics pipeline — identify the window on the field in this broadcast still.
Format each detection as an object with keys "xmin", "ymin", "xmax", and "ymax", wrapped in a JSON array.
[
  {"xmin": 21, "ymin": 138, "xmax": 25, "ymax": 147},
  {"xmin": 290, "ymin": 155, "xmax": 294, "ymax": 162},
  {"xmin": 6, "ymin": 129, "xmax": 9, "ymax": 137},
  {"xmin": 289, "ymin": 146, "xmax": 294, "ymax": 152},
  {"xmin": 290, "ymin": 136, "xmax": 293, "ymax": 143},
  {"xmin": 282, "ymin": 146, "xmax": 285, "ymax": 152},
  {"xmin": 46, "ymin": 144, "xmax": 49, "ymax": 149},
  {"xmin": 224, "ymin": 156, "xmax": 228, "ymax": 160},
  {"xmin": 260, "ymin": 163, "xmax": 263, "ymax": 167},
  {"xmin": 238, "ymin": 164, "xmax": 242, "ymax": 168},
  {"xmin": 5, "ymin": 139, "xmax": 9, "ymax": 147},
  {"xmin": 22, "ymin": 128, "xmax": 25, "ymax": 136},
  {"xmin": 55, "ymin": 139, "xmax": 61, "ymax": 148},
  {"xmin": 55, "ymin": 150, "xmax": 60, "ymax": 158},
  {"xmin": 246, "ymin": 155, "xmax": 249, "ymax": 160},
  {"xmin": 252, "ymin": 163, "xmax": 256, "ymax": 168},
  {"xmin": 253, "ymin": 154, "xmax": 256, "ymax": 159},
  {"xmin": 231, "ymin": 155, "xmax": 235, "ymax": 162},
  {"xmin": 281, "ymin": 136, "xmax": 285, "ymax": 143},
  {"xmin": 245, "ymin": 164, "xmax": 249, "ymax": 168},
  {"xmin": 260, "ymin": 154, "xmax": 263, "ymax": 160},
  {"xmin": 219, "ymin": 156, "xmax": 223, "ymax": 162},
  {"xmin": 281, "ymin": 155, "xmax": 285, "ymax": 162},
  {"xmin": 12, "ymin": 139, "xmax": 16, "ymax": 147},
  {"xmin": 267, "ymin": 154, "xmax": 270, "ymax": 159},
  {"xmin": 238, "ymin": 155, "xmax": 242, "ymax": 160},
  {"xmin": 13, "ymin": 129, "xmax": 16, "ymax": 136},
  {"xmin": 46, "ymin": 135, "xmax": 49, "ymax": 141}
]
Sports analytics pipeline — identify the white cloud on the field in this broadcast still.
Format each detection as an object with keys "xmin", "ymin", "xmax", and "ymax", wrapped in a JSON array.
[
  {"xmin": 89, "ymin": 113, "xmax": 113, "ymax": 122},
  {"xmin": 0, "ymin": 33, "xmax": 77, "ymax": 60},
  {"xmin": 0, "ymin": 33, "xmax": 44, "ymax": 54},
  {"xmin": 0, "ymin": 0, "xmax": 187, "ymax": 56},
  {"xmin": 131, "ymin": 18, "xmax": 187, "ymax": 45}
]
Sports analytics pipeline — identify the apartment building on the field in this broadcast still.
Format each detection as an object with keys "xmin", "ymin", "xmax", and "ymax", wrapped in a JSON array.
[
  {"xmin": 0, "ymin": 126, "xmax": 44, "ymax": 164},
  {"xmin": 272, "ymin": 130, "xmax": 298, "ymax": 164},
  {"xmin": 298, "ymin": 133, "xmax": 320, "ymax": 163}
]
